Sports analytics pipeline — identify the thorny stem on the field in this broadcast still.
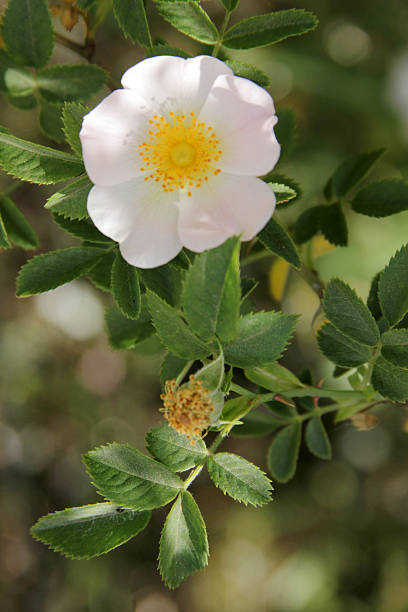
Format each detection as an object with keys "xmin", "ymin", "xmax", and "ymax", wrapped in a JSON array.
[{"xmin": 212, "ymin": 10, "xmax": 232, "ymax": 58}]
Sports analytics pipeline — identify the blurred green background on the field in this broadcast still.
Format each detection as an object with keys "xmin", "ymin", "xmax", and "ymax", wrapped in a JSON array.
[{"xmin": 1, "ymin": 0, "xmax": 408, "ymax": 610}]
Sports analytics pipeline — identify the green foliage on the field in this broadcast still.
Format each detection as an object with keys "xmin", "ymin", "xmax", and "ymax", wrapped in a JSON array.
[
  {"xmin": 323, "ymin": 279, "xmax": 380, "ymax": 347},
  {"xmin": 317, "ymin": 323, "xmax": 371, "ymax": 367},
  {"xmin": 232, "ymin": 411, "xmax": 280, "ymax": 438},
  {"xmin": 219, "ymin": 0, "xmax": 239, "ymax": 11},
  {"xmin": 305, "ymin": 417, "xmax": 331, "ymax": 460},
  {"xmin": 367, "ymin": 272, "xmax": 382, "ymax": 320},
  {"xmin": 275, "ymin": 108, "xmax": 296, "ymax": 162},
  {"xmin": 146, "ymin": 423, "xmax": 207, "ymax": 472},
  {"xmin": 45, "ymin": 176, "xmax": 92, "ymax": 220},
  {"xmin": 0, "ymin": 130, "xmax": 84, "ymax": 184},
  {"xmin": 62, "ymin": 103, "xmax": 89, "ymax": 158},
  {"xmin": 39, "ymin": 102, "xmax": 65, "ymax": 143},
  {"xmin": 147, "ymin": 291, "xmax": 212, "ymax": 359},
  {"xmin": 194, "ymin": 351, "xmax": 224, "ymax": 392},
  {"xmin": 160, "ymin": 353, "xmax": 189, "ymax": 390},
  {"xmin": 37, "ymin": 65, "xmax": 106, "ymax": 104},
  {"xmin": 208, "ymin": 452, "xmax": 272, "ymax": 506},
  {"xmin": 0, "ymin": 195, "xmax": 38, "ymax": 249},
  {"xmin": 105, "ymin": 302, "xmax": 154, "ymax": 350},
  {"xmin": 83, "ymin": 443, "xmax": 183, "ymax": 511},
  {"xmin": 87, "ymin": 250, "xmax": 115, "ymax": 292},
  {"xmin": 159, "ymin": 491, "xmax": 208, "ymax": 589},
  {"xmin": 0, "ymin": 215, "xmax": 10, "ymax": 248},
  {"xmin": 140, "ymin": 263, "xmax": 184, "ymax": 307},
  {"xmin": 319, "ymin": 203, "xmax": 348, "ymax": 246},
  {"xmin": 351, "ymin": 180, "xmax": 408, "ymax": 217},
  {"xmin": 16, "ymin": 247, "xmax": 107, "ymax": 297},
  {"xmin": 7, "ymin": 92, "xmax": 37, "ymax": 109},
  {"xmin": 111, "ymin": 252, "xmax": 141, "ymax": 319},
  {"xmin": 223, "ymin": 9, "xmax": 318, "ymax": 49},
  {"xmin": 1, "ymin": 65, "xmax": 36, "ymax": 98},
  {"xmin": 270, "ymin": 182, "xmax": 298, "ymax": 206},
  {"xmin": 245, "ymin": 363, "xmax": 304, "ymax": 393},
  {"xmin": 267, "ymin": 423, "xmax": 301, "ymax": 482},
  {"xmin": 155, "ymin": 1, "xmax": 218, "ymax": 44},
  {"xmin": 52, "ymin": 214, "xmax": 113, "ymax": 244},
  {"xmin": 325, "ymin": 149, "xmax": 385, "ymax": 199},
  {"xmin": 381, "ymin": 329, "xmax": 408, "ymax": 369},
  {"xmin": 145, "ymin": 43, "xmax": 191, "ymax": 59},
  {"xmin": 112, "ymin": 0, "xmax": 152, "ymax": 47},
  {"xmin": 31, "ymin": 503, "xmax": 150, "ymax": 560},
  {"xmin": 225, "ymin": 60, "xmax": 270, "ymax": 87},
  {"xmin": 258, "ymin": 217, "xmax": 301, "ymax": 269},
  {"xmin": 378, "ymin": 244, "xmax": 408, "ymax": 326},
  {"xmin": 221, "ymin": 396, "xmax": 255, "ymax": 424},
  {"xmin": 183, "ymin": 237, "xmax": 241, "ymax": 342},
  {"xmin": 223, "ymin": 311, "xmax": 296, "ymax": 368},
  {"xmin": 2, "ymin": 0, "xmax": 53, "ymax": 68},
  {"xmin": 371, "ymin": 356, "xmax": 408, "ymax": 401}
]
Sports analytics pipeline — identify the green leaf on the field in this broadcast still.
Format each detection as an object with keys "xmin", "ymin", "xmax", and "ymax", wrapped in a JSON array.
[
  {"xmin": 208, "ymin": 452, "xmax": 272, "ymax": 506},
  {"xmin": 317, "ymin": 322, "xmax": 371, "ymax": 367},
  {"xmin": 245, "ymin": 363, "xmax": 304, "ymax": 393},
  {"xmin": 52, "ymin": 213, "xmax": 113, "ymax": 244},
  {"xmin": 293, "ymin": 206, "xmax": 322, "ymax": 244},
  {"xmin": 31, "ymin": 503, "xmax": 150, "ymax": 560},
  {"xmin": 87, "ymin": 250, "xmax": 115, "ymax": 292},
  {"xmin": 319, "ymin": 202, "xmax": 348, "ymax": 246},
  {"xmin": 112, "ymin": 0, "xmax": 151, "ymax": 47},
  {"xmin": 37, "ymin": 64, "xmax": 106, "ymax": 104},
  {"xmin": 62, "ymin": 103, "xmax": 89, "ymax": 158},
  {"xmin": 1, "ymin": 64, "xmax": 36, "ymax": 97},
  {"xmin": 39, "ymin": 102, "xmax": 65, "ymax": 143},
  {"xmin": 267, "ymin": 423, "xmax": 301, "ymax": 483},
  {"xmin": 225, "ymin": 60, "xmax": 270, "ymax": 87},
  {"xmin": 16, "ymin": 247, "xmax": 106, "ymax": 297},
  {"xmin": 0, "ymin": 214, "xmax": 10, "ymax": 248},
  {"xmin": 156, "ymin": 1, "xmax": 218, "ymax": 44},
  {"xmin": 269, "ymin": 183, "xmax": 298, "ymax": 206},
  {"xmin": 145, "ymin": 43, "xmax": 191, "ymax": 59},
  {"xmin": 381, "ymin": 329, "xmax": 408, "ymax": 369},
  {"xmin": 105, "ymin": 302, "xmax": 154, "ymax": 350},
  {"xmin": 351, "ymin": 180, "xmax": 408, "ymax": 217},
  {"xmin": 159, "ymin": 491, "xmax": 208, "ymax": 589},
  {"xmin": 371, "ymin": 356, "xmax": 408, "ymax": 401},
  {"xmin": 0, "ymin": 195, "xmax": 38, "ymax": 249},
  {"xmin": 258, "ymin": 217, "xmax": 301, "ymax": 269},
  {"xmin": 305, "ymin": 417, "xmax": 331, "ymax": 460},
  {"xmin": 221, "ymin": 396, "xmax": 255, "ymax": 423},
  {"xmin": 232, "ymin": 410, "xmax": 281, "ymax": 438},
  {"xmin": 183, "ymin": 237, "xmax": 241, "ymax": 342},
  {"xmin": 83, "ymin": 443, "xmax": 183, "ymax": 511},
  {"xmin": 140, "ymin": 263, "xmax": 184, "ymax": 307},
  {"xmin": 378, "ymin": 244, "xmax": 408, "ymax": 326},
  {"xmin": 146, "ymin": 422, "xmax": 207, "ymax": 472},
  {"xmin": 45, "ymin": 176, "xmax": 91, "ymax": 220},
  {"xmin": 220, "ymin": 0, "xmax": 239, "ymax": 11},
  {"xmin": 327, "ymin": 149, "xmax": 385, "ymax": 199},
  {"xmin": 111, "ymin": 252, "xmax": 141, "ymax": 319},
  {"xmin": 2, "ymin": 0, "xmax": 53, "ymax": 68},
  {"xmin": 275, "ymin": 108, "xmax": 296, "ymax": 162},
  {"xmin": 160, "ymin": 353, "xmax": 189, "ymax": 391},
  {"xmin": 367, "ymin": 272, "xmax": 382, "ymax": 320},
  {"xmin": 194, "ymin": 351, "xmax": 224, "ymax": 392},
  {"xmin": 0, "ymin": 130, "xmax": 84, "ymax": 184},
  {"xmin": 223, "ymin": 9, "xmax": 318, "ymax": 50},
  {"xmin": 147, "ymin": 291, "xmax": 212, "ymax": 360},
  {"xmin": 223, "ymin": 311, "xmax": 296, "ymax": 368},
  {"xmin": 323, "ymin": 279, "xmax": 380, "ymax": 347}
]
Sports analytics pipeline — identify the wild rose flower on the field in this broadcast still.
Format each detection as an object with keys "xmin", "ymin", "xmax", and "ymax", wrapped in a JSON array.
[{"xmin": 79, "ymin": 55, "xmax": 280, "ymax": 268}]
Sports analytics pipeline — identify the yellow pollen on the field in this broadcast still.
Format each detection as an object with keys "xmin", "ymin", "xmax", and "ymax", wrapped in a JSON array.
[
  {"xmin": 160, "ymin": 375, "xmax": 214, "ymax": 444},
  {"xmin": 139, "ymin": 111, "xmax": 222, "ymax": 195}
]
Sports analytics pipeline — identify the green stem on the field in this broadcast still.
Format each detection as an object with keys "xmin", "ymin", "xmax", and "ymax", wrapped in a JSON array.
[
  {"xmin": 183, "ymin": 429, "xmax": 229, "ymax": 490},
  {"xmin": 175, "ymin": 360, "xmax": 194, "ymax": 386},
  {"xmin": 212, "ymin": 10, "xmax": 231, "ymax": 58},
  {"xmin": 183, "ymin": 463, "xmax": 205, "ymax": 490},
  {"xmin": 230, "ymin": 381, "xmax": 362, "ymax": 402},
  {"xmin": 361, "ymin": 343, "xmax": 382, "ymax": 389}
]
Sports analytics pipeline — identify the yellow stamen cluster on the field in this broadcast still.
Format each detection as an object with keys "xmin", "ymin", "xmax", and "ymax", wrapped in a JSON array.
[
  {"xmin": 139, "ymin": 111, "xmax": 222, "ymax": 197},
  {"xmin": 160, "ymin": 375, "xmax": 214, "ymax": 443}
]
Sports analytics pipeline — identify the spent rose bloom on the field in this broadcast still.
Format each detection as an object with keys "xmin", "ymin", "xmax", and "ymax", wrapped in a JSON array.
[{"xmin": 79, "ymin": 55, "xmax": 280, "ymax": 268}]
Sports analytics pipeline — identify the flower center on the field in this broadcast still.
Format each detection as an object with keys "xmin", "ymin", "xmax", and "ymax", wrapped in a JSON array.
[{"xmin": 139, "ymin": 112, "xmax": 222, "ymax": 197}]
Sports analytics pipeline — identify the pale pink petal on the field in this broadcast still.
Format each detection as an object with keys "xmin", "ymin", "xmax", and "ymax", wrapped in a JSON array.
[
  {"xmin": 199, "ymin": 74, "xmax": 280, "ymax": 176},
  {"xmin": 87, "ymin": 177, "xmax": 182, "ymax": 268},
  {"xmin": 80, "ymin": 89, "xmax": 152, "ymax": 187},
  {"xmin": 177, "ymin": 173, "xmax": 276, "ymax": 252},
  {"xmin": 121, "ymin": 55, "xmax": 232, "ymax": 115}
]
